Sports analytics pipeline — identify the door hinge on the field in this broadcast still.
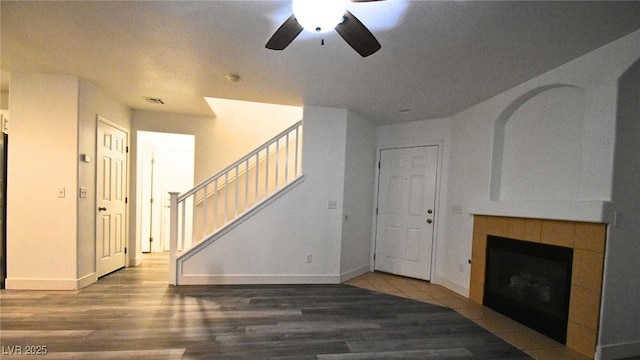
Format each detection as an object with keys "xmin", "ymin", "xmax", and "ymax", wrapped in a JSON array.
[
  {"xmin": 1, "ymin": 114, "xmax": 8, "ymax": 134},
  {"xmin": 373, "ymin": 253, "xmax": 376, "ymax": 261},
  {"xmin": 126, "ymin": 146, "xmax": 129, "ymax": 153},
  {"xmin": 124, "ymin": 247, "xmax": 128, "ymax": 254},
  {"xmin": 125, "ymin": 197, "xmax": 128, "ymax": 204},
  {"xmin": 376, "ymin": 207, "xmax": 379, "ymax": 215},
  {"xmin": 378, "ymin": 161, "xmax": 381, "ymax": 169}
]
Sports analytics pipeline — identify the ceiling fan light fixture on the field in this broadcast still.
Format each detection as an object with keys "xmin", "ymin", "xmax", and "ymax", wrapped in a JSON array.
[{"xmin": 292, "ymin": 0, "xmax": 347, "ymax": 33}]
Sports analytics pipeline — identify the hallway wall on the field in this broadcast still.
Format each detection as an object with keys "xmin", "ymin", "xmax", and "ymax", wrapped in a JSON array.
[{"xmin": 7, "ymin": 73, "xmax": 80, "ymax": 289}]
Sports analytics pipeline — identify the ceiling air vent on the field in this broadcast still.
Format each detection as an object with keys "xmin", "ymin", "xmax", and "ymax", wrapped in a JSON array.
[{"xmin": 145, "ymin": 97, "xmax": 165, "ymax": 105}]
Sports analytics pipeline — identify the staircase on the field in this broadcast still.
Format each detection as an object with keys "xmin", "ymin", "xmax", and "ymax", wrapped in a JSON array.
[{"xmin": 168, "ymin": 120, "xmax": 303, "ymax": 285}]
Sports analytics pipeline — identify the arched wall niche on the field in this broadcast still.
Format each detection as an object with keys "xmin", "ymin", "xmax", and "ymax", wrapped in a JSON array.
[{"xmin": 489, "ymin": 84, "xmax": 586, "ymax": 201}]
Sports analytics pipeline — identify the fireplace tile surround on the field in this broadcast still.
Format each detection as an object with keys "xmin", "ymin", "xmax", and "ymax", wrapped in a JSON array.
[{"xmin": 470, "ymin": 215, "xmax": 606, "ymax": 358}]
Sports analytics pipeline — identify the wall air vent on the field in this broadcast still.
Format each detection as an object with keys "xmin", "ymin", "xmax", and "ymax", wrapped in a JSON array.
[{"xmin": 145, "ymin": 97, "xmax": 165, "ymax": 105}]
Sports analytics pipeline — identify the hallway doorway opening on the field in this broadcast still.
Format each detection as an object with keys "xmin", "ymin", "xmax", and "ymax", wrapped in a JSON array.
[{"xmin": 136, "ymin": 131, "xmax": 195, "ymax": 253}]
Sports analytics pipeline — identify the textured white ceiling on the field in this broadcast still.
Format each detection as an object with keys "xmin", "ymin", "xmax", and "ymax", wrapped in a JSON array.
[{"xmin": 2, "ymin": 1, "xmax": 640, "ymax": 124}]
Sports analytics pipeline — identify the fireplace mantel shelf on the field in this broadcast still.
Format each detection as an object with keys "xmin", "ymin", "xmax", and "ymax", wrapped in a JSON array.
[{"xmin": 467, "ymin": 200, "xmax": 612, "ymax": 224}]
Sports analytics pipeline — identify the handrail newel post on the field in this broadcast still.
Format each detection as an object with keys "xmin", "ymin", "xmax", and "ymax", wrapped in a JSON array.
[{"xmin": 169, "ymin": 191, "xmax": 180, "ymax": 285}]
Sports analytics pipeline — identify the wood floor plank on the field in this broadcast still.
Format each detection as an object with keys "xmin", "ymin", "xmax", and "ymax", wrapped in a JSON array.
[
  {"xmin": 318, "ymin": 348, "xmax": 474, "ymax": 360},
  {"xmin": 50, "ymin": 349, "xmax": 187, "ymax": 360},
  {"xmin": 0, "ymin": 254, "xmax": 532, "ymax": 359}
]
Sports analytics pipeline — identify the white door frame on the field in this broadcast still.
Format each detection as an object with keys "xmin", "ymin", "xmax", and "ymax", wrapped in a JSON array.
[{"xmin": 371, "ymin": 143, "xmax": 443, "ymax": 281}]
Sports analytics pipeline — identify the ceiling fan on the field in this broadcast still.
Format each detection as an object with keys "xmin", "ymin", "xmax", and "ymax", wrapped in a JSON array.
[{"xmin": 266, "ymin": 0, "xmax": 383, "ymax": 57}]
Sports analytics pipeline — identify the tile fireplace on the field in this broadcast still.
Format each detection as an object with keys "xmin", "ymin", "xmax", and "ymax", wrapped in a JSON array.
[{"xmin": 469, "ymin": 216, "xmax": 606, "ymax": 358}]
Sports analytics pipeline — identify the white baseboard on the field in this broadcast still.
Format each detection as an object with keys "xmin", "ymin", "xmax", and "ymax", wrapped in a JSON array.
[
  {"xmin": 178, "ymin": 274, "xmax": 341, "ymax": 285},
  {"xmin": 340, "ymin": 264, "xmax": 370, "ymax": 282},
  {"xmin": 76, "ymin": 272, "xmax": 98, "ymax": 289},
  {"xmin": 6, "ymin": 273, "xmax": 97, "ymax": 290},
  {"xmin": 433, "ymin": 276, "xmax": 470, "ymax": 298},
  {"xmin": 596, "ymin": 340, "xmax": 640, "ymax": 360},
  {"xmin": 127, "ymin": 255, "xmax": 142, "ymax": 267}
]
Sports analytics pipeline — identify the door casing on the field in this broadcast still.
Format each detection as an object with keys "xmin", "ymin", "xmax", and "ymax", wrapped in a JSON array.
[{"xmin": 372, "ymin": 145, "xmax": 442, "ymax": 281}]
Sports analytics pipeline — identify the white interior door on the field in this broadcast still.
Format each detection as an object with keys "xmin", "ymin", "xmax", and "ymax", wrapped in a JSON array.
[
  {"xmin": 97, "ymin": 119, "xmax": 128, "ymax": 277},
  {"xmin": 139, "ymin": 143, "xmax": 157, "ymax": 253},
  {"xmin": 374, "ymin": 146, "xmax": 438, "ymax": 281}
]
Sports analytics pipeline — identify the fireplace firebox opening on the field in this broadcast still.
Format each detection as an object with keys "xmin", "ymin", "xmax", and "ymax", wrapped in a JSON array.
[{"xmin": 484, "ymin": 235, "xmax": 573, "ymax": 343}]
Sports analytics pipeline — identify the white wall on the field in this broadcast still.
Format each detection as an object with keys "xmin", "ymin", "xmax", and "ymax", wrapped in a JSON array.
[
  {"xmin": 6, "ymin": 74, "xmax": 131, "ymax": 289},
  {"xmin": 598, "ymin": 58, "xmax": 640, "ymax": 360},
  {"xmin": 6, "ymin": 73, "xmax": 80, "ymax": 289},
  {"xmin": 1, "ymin": 93, "xmax": 8, "ymax": 110},
  {"xmin": 131, "ymin": 111, "xmax": 215, "ymax": 183},
  {"xmin": 206, "ymin": 98, "xmax": 303, "ymax": 174},
  {"xmin": 340, "ymin": 111, "xmax": 376, "ymax": 280},
  {"xmin": 376, "ymin": 118, "xmax": 455, "ymax": 290},
  {"xmin": 387, "ymin": 30, "xmax": 639, "ymax": 358},
  {"xmin": 500, "ymin": 86, "xmax": 585, "ymax": 201},
  {"xmin": 131, "ymin": 105, "xmax": 300, "ymax": 265},
  {"xmin": 179, "ymin": 106, "xmax": 355, "ymax": 283},
  {"xmin": 132, "ymin": 103, "xmax": 301, "ymax": 186},
  {"xmin": 77, "ymin": 79, "xmax": 131, "ymax": 278},
  {"xmin": 130, "ymin": 111, "xmax": 215, "ymax": 264}
]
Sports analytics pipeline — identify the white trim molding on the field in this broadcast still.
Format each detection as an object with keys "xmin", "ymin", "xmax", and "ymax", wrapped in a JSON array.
[
  {"xmin": 340, "ymin": 264, "xmax": 370, "ymax": 282},
  {"xmin": 179, "ymin": 274, "xmax": 341, "ymax": 285},
  {"xmin": 596, "ymin": 340, "xmax": 640, "ymax": 360},
  {"xmin": 433, "ymin": 275, "xmax": 469, "ymax": 298},
  {"xmin": 6, "ymin": 273, "xmax": 97, "ymax": 290},
  {"xmin": 468, "ymin": 200, "xmax": 612, "ymax": 223}
]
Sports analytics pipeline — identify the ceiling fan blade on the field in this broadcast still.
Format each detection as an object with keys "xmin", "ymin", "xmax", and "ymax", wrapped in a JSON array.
[
  {"xmin": 266, "ymin": 14, "xmax": 303, "ymax": 51},
  {"xmin": 349, "ymin": 0, "xmax": 385, "ymax": 2},
  {"xmin": 335, "ymin": 10, "xmax": 381, "ymax": 57}
]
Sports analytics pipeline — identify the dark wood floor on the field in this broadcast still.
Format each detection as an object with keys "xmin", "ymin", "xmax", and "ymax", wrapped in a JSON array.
[{"xmin": 1, "ymin": 255, "xmax": 531, "ymax": 359}]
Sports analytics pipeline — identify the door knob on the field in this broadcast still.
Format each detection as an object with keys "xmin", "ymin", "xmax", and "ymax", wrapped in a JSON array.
[
  {"xmin": 98, "ymin": 207, "xmax": 107, "ymax": 212},
  {"xmin": 427, "ymin": 219, "xmax": 432, "ymax": 224}
]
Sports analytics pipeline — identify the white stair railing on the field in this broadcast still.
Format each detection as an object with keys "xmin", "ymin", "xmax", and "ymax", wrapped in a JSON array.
[{"xmin": 169, "ymin": 120, "xmax": 303, "ymax": 284}]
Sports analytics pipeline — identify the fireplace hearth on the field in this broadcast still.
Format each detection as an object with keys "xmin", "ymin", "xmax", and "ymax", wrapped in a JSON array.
[{"xmin": 484, "ymin": 235, "xmax": 573, "ymax": 343}]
